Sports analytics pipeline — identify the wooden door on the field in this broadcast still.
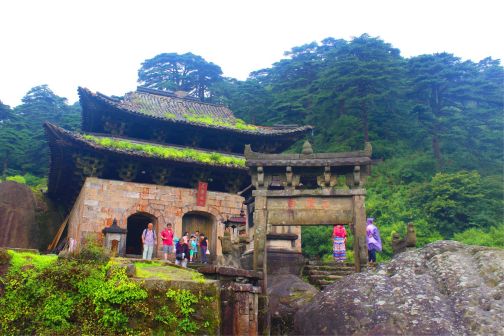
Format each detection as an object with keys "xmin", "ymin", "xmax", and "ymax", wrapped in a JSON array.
[{"xmin": 182, "ymin": 212, "xmax": 214, "ymax": 258}]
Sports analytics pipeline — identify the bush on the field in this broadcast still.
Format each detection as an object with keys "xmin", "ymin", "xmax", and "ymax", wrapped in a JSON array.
[
  {"xmin": 76, "ymin": 236, "xmax": 110, "ymax": 264},
  {"xmin": 453, "ymin": 225, "xmax": 504, "ymax": 248}
]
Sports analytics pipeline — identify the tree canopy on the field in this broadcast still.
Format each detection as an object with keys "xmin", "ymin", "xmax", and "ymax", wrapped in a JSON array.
[{"xmin": 137, "ymin": 52, "xmax": 223, "ymax": 102}]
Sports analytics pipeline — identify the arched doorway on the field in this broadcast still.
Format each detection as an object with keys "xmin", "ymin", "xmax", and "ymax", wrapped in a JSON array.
[
  {"xmin": 182, "ymin": 211, "xmax": 216, "ymax": 260},
  {"xmin": 126, "ymin": 212, "xmax": 157, "ymax": 257}
]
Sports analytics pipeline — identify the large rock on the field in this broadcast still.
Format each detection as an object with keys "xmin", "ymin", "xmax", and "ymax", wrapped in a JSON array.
[
  {"xmin": 268, "ymin": 274, "xmax": 318, "ymax": 335},
  {"xmin": 0, "ymin": 181, "xmax": 62, "ymax": 250},
  {"xmin": 294, "ymin": 241, "xmax": 504, "ymax": 335},
  {"xmin": 0, "ymin": 181, "xmax": 37, "ymax": 248}
]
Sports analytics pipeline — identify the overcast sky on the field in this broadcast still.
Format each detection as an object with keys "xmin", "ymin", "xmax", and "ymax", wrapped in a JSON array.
[{"xmin": 1, "ymin": 0, "xmax": 502, "ymax": 107}]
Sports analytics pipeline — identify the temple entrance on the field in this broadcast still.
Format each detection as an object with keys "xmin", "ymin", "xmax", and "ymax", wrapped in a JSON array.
[
  {"xmin": 182, "ymin": 211, "xmax": 215, "ymax": 260},
  {"xmin": 126, "ymin": 212, "xmax": 157, "ymax": 257}
]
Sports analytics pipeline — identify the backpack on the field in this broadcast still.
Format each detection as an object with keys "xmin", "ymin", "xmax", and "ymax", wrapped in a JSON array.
[{"xmin": 142, "ymin": 229, "xmax": 156, "ymax": 241}]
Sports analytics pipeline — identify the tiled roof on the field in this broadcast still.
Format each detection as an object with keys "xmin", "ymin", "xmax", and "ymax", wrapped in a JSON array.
[{"xmin": 79, "ymin": 87, "xmax": 313, "ymax": 136}]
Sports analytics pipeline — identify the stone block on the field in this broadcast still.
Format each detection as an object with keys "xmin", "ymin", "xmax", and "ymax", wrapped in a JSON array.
[
  {"xmin": 84, "ymin": 199, "xmax": 99, "ymax": 207},
  {"xmin": 124, "ymin": 191, "xmax": 140, "ymax": 199}
]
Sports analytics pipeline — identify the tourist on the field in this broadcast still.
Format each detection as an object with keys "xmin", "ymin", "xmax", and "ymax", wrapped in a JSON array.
[
  {"xmin": 160, "ymin": 223, "xmax": 174, "ymax": 260},
  {"xmin": 366, "ymin": 218, "xmax": 382, "ymax": 265},
  {"xmin": 200, "ymin": 234, "xmax": 209, "ymax": 264},
  {"xmin": 194, "ymin": 230, "xmax": 200, "ymax": 261},
  {"xmin": 189, "ymin": 235, "xmax": 197, "ymax": 262},
  {"xmin": 332, "ymin": 224, "xmax": 347, "ymax": 263},
  {"xmin": 175, "ymin": 236, "xmax": 190, "ymax": 268},
  {"xmin": 141, "ymin": 223, "xmax": 157, "ymax": 260}
]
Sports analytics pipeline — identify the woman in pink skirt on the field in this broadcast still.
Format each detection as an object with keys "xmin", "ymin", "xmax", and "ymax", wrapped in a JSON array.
[{"xmin": 332, "ymin": 224, "xmax": 347, "ymax": 263}]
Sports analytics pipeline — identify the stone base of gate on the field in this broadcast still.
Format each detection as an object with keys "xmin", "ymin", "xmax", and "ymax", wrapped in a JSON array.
[{"xmin": 241, "ymin": 249, "xmax": 305, "ymax": 276}]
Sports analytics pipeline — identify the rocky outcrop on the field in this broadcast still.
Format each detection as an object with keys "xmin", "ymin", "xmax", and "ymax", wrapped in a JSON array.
[
  {"xmin": 0, "ymin": 181, "xmax": 62, "ymax": 250},
  {"xmin": 294, "ymin": 241, "xmax": 504, "ymax": 335},
  {"xmin": 0, "ymin": 181, "xmax": 37, "ymax": 248},
  {"xmin": 268, "ymin": 274, "xmax": 318, "ymax": 335}
]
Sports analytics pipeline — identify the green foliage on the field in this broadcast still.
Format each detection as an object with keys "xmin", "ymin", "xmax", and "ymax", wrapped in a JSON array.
[
  {"xmin": 83, "ymin": 134, "xmax": 246, "ymax": 167},
  {"xmin": 5, "ymin": 175, "xmax": 25, "ymax": 184},
  {"xmin": 1, "ymin": 248, "xmax": 220, "ymax": 335},
  {"xmin": 76, "ymin": 236, "xmax": 110, "ymax": 264},
  {"xmin": 453, "ymin": 225, "xmax": 504, "ymax": 248},
  {"xmin": 138, "ymin": 52, "xmax": 223, "ymax": 102},
  {"xmin": 164, "ymin": 112, "xmax": 177, "ymax": 119},
  {"xmin": 1, "ymin": 173, "xmax": 47, "ymax": 190},
  {"xmin": 0, "ymin": 250, "xmax": 147, "ymax": 335},
  {"xmin": 155, "ymin": 288, "xmax": 216, "ymax": 335},
  {"xmin": 412, "ymin": 171, "xmax": 502, "ymax": 237},
  {"xmin": 0, "ymin": 84, "xmax": 81, "ymax": 178},
  {"xmin": 184, "ymin": 114, "xmax": 257, "ymax": 131}
]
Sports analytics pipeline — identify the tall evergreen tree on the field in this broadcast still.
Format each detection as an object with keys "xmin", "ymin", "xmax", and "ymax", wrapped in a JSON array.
[{"xmin": 138, "ymin": 52, "xmax": 223, "ymax": 102}]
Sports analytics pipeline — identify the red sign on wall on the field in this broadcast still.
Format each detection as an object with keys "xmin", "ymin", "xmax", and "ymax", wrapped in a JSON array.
[{"xmin": 196, "ymin": 181, "xmax": 208, "ymax": 206}]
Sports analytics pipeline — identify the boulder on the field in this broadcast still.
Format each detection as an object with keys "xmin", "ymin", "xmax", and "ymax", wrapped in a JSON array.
[
  {"xmin": 294, "ymin": 241, "xmax": 504, "ymax": 335},
  {"xmin": 0, "ymin": 181, "xmax": 63, "ymax": 251},
  {"xmin": 268, "ymin": 274, "xmax": 318, "ymax": 335},
  {"xmin": 0, "ymin": 181, "xmax": 37, "ymax": 248}
]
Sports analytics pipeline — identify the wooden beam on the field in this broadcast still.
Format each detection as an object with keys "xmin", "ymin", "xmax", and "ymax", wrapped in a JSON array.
[{"xmin": 47, "ymin": 215, "xmax": 69, "ymax": 251}]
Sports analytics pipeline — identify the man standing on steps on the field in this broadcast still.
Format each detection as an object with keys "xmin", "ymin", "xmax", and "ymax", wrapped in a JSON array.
[{"xmin": 142, "ymin": 222, "xmax": 157, "ymax": 260}]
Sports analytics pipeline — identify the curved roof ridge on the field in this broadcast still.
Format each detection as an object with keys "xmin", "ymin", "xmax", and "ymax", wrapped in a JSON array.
[{"xmin": 78, "ymin": 87, "xmax": 314, "ymax": 136}]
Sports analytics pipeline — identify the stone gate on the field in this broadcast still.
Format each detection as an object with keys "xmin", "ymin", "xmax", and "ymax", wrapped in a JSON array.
[{"xmin": 245, "ymin": 141, "xmax": 373, "ymax": 334}]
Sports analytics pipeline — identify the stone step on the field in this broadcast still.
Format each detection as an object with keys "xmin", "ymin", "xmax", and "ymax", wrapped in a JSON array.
[
  {"xmin": 306, "ymin": 260, "xmax": 355, "ymax": 267},
  {"xmin": 305, "ymin": 269, "xmax": 354, "ymax": 276},
  {"xmin": 316, "ymin": 279, "xmax": 343, "ymax": 286},
  {"xmin": 304, "ymin": 265, "xmax": 355, "ymax": 272},
  {"xmin": 186, "ymin": 262, "xmax": 207, "ymax": 270},
  {"xmin": 308, "ymin": 274, "xmax": 345, "ymax": 282}
]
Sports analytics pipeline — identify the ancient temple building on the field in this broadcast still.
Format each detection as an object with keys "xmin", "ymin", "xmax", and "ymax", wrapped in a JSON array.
[{"xmin": 44, "ymin": 87, "xmax": 312, "ymax": 258}]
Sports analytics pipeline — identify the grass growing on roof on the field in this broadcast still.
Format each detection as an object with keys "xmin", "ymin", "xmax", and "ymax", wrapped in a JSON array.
[
  {"xmin": 83, "ymin": 135, "xmax": 245, "ymax": 167},
  {"xmin": 184, "ymin": 114, "xmax": 257, "ymax": 131}
]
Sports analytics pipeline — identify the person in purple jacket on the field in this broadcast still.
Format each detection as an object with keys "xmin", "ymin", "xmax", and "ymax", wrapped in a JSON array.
[{"xmin": 366, "ymin": 218, "xmax": 382, "ymax": 265}]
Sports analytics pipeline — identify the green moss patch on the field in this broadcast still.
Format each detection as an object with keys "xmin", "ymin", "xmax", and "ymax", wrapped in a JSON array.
[
  {"xmin": 83, "ymin": 134, "xmax": 246, "ymax": 167},
  {"xmin": 133, "ymin": 261, "xmax": 208, "ymax": 283},
  {"xmin": 184, "ymin": 114, "xmax": 258, "ymax": 131},
  {"xmin": 7, "ymin": 250, "xmax": 57, "ymax": 273}
]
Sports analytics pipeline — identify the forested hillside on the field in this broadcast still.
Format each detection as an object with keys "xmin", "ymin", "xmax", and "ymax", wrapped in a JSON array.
[
  {"xmin": 1, "ymin": 34, "xmax": 502, "ymax": 257},
  {"xmin": 0, "ymin": 85, "xmax": 80, "ymax": 184}
]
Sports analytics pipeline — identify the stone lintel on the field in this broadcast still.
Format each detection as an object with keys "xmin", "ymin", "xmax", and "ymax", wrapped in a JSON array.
[{"xmin": 252, "ymin": 188, "xmax": 366, "ymax": 197}]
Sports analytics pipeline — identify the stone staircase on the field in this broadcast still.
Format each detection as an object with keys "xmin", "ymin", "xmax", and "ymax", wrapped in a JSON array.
[{"xmin": 303, "ymin": 261, "xmax": 355, "ymax": 289}]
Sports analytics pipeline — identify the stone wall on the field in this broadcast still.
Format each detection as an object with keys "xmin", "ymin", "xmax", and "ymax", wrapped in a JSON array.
[{"xmin": 67, "ymin": 177, "xmax": 245, "ymax": 256}]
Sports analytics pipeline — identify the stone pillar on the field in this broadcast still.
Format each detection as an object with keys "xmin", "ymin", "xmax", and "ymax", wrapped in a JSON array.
[
  {"xmin": 352, "ymin": 194, "xmax": 368, "ymax": 272},
  {"xmin": 252, "ymin": 195, "xmax": 270, "ymax": 335}
]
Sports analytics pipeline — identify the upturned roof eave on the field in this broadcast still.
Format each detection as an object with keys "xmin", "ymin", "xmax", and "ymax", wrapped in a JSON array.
[{"xmin": 44, "ymin": 122, "xmax": 248, "ymax": 171}]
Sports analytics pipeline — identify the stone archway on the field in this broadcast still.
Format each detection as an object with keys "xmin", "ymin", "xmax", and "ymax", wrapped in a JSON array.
[{"xmin": 126, "ymin": 212, "xmax": 157, "ymax": 257}]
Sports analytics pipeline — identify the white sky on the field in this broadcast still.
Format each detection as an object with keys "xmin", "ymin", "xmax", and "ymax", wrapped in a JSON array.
[{"xmin": 1, "ymin": 0, "xmax": 502, "ymax": 107}]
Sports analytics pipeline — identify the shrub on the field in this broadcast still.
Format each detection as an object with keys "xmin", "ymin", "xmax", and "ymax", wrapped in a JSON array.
[{"xmin": 76, "ymin": 236, "xmax": 110, "ymax": 264}]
